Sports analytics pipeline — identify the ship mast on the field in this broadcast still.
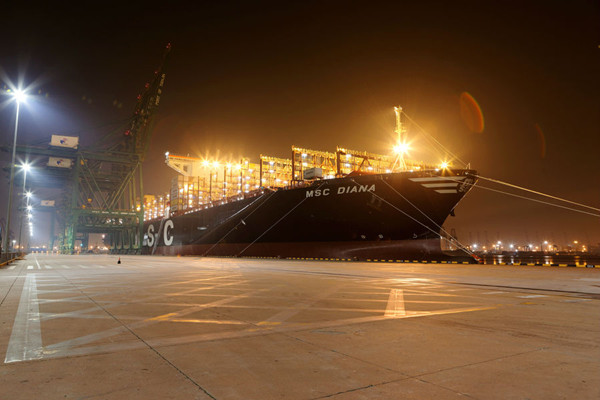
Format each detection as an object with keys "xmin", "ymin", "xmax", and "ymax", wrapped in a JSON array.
[{"xmin": 393, "ymin": 106, "xmax": 408, "ymax": 170}]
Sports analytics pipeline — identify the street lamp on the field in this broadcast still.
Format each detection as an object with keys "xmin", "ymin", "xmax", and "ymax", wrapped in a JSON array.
[
  {"xmin": 3, "ymin": 89, "xmax": 27, "ymax": 255},
  {"xmin": 18, "ymin": 163, "xmax": 31, "ymax": 251}
]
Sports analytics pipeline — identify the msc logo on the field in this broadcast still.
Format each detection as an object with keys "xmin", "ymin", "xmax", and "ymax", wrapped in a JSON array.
[
  {"xmin": 146, "ymin": 220, "xmax": 174, "ymax": 247},
  {"xmin": 305, "ymin": 184, "xmax": 375, "ymax": 198}
]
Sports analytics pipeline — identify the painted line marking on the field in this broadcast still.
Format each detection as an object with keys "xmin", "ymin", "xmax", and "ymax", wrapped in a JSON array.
[
  {"xmin": 27, "ymin": 266, "xmax": 33, "ymax": 270},
  {"xmin": 260, "ymin": 286, "xmax": 340, "ymax": 325},
  {"xmin": 5, "ymin": 275, "xmax": 43, "ymax": 363},
  {"xmin": 517, "ymin": 295, "xmax": 547, "ymax": 299},
  {"xmin": 8, "ymin": 265, "xmax": 16, "ymax": 270},
  {"xmin": 384, "ymin": 289, "xmax": 406, "ymax": 318},
  {"xmin": 44, "ymin": 265, "xmax": 52, "ymax": 269}
]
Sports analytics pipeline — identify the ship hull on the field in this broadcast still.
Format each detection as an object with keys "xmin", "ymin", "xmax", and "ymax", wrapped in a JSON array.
[{"xmin": 142, "ymin": 170, "xmax": 476, "ymax": 260}]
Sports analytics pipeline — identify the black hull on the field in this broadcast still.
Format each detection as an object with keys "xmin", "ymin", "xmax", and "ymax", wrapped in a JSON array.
[{"xmin": 142, "ymin": 170, "xmax": 476, "ymax": 261}]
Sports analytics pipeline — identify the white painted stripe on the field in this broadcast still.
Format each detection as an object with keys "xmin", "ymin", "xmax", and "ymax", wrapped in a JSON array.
[
  {"xmin": 435, "ymin": 189, "xmax": 458, "ymax": 194},
  {"xmin": 422, "ymin": 183, "xmax": 458, "ymax": 188},
  {"xmin": 384, "ymin": 289, "xmax": 406, "ymax": 317},
  {"xmin": 5, "ymin": 275, "xmax": 43, "ymax": 363},
  {"xmin": 27, "ymin": 266, "xmax": 33, "ymax": 270},
  {"xmin": 79, "ymin": 265, "xmax": 89, "ymax": 269},
  {"xmin": 410, "ymin": 176, "xmax": 466, "ymax": 182},
  {"xmin": 518, "ymin": 295, "xmax": 547, "ymax": 298},
  {"xmin": 8, "ymin": 265, "xmax": 16, "ymax": 270},
  {"xmin": 44, "ymin": 265, "xmax": 52, "ymax": 269}
]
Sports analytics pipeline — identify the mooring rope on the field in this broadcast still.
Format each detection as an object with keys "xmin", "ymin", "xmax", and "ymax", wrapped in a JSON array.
[
  {"xmin": 378, "ymin": 179, "xmax": 477, "ymax": 257},
  {"xmin": 236, "ymin": 181, "xmax": 328, "ymax": 257},
  {"xmin": 473, "ymin": 175, "xmax": 600, "ymax": 212},
  {"xmin": 401, "ymin": 111, "xmax": 469, "ymax": 168},
  {"xmin": 202, "ymin": 190, "xmax": 276, "ymax": 256},
  {"xmin": 350, "ymin": 178, "xmax": 477, "ymax": 257},
  {"xmin": 444, "ymin": 176, "xmax": 600, "ymax": 218}
]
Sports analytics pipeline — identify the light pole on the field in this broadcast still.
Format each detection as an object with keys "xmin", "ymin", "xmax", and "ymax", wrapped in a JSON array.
[
  {"xmin": 18, "ymin": 163, "xmax": 31, "ymax": 251},
  {"xmin": 3, "ymin": 89, "xmax": 27, "ymax": 254}
]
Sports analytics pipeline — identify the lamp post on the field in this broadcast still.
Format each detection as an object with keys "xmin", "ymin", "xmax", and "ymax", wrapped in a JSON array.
[
  {"xmin": 3, "ymin": 89, "xmax": 26, "ymax": 254},
  {"xmin": 18, "ymin": 163, "xmax": 31, "ymax": 252}
]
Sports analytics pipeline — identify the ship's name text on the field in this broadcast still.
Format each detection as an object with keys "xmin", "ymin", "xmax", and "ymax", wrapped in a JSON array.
[{"xmin": 306, "ymin": 184, "xmax": 375, "ymax": 198}]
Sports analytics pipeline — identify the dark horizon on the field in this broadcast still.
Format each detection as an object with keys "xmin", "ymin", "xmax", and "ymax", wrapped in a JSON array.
[{"xmin": 1, "ymin": 1, "xmax": 599, "ymax": 249}]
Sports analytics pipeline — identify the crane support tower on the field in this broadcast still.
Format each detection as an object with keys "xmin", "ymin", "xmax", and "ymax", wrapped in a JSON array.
[{"xmin": 1, "ymin": 44, "xmax": 171, "ymax": 254}]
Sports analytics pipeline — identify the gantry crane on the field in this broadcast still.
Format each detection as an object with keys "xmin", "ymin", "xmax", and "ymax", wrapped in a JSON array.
[{"xmin": 1, "ymin": 44, "xmax": 171, "ymax": 254}]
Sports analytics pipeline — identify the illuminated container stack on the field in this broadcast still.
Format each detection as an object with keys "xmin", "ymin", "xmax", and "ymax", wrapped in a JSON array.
[
  {"xmin": 146, "ymin": 145, "xmax": 439, "ymax": 222},
  {"xmin": 259, "ymin": 156, "xmax": 293, "ymax": 188},
  {"xmin": 143, "ymin": 193, "xmax": 170, "ymax": 220}
]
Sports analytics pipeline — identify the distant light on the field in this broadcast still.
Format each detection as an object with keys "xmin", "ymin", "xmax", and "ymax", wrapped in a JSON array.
[
  {"xmin": 440, "ymin": 161, "xmax": 449, "ymax": 169},
  {"xmin": 26, "ymin": 205, "xmax": 32, "ymax": 211},
  {"xmin": 21, "ymin": 163, "xmax": 31, "ymax": 172},
  {"xmin": 165, "ymin": 151, "xmax": 169, "ymax": 157},
  {"xmin": 12, "ymin": 89, "xmax": 27, "ymax": 104},
  {"xmin": 25, "ymin": 191, "xmax": 32, "ymax": 198},
  {"xmin": 393, "ymin": 142, "xmax": 409, "ymax": 155}
]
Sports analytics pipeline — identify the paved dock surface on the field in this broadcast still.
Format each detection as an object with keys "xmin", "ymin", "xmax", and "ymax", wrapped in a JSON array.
[{"xmin": 1, "ymin": 255, "xmax": 599, "ymax": 399}]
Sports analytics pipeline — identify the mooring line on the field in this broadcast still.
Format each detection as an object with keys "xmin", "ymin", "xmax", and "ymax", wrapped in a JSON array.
[
  {"xmin": 379, "ymin": 178, "xmax": 476, "ymax": 257},
  {"xmin": 237, "ymin": 181, "xmax": 328, "ymax": 256},
  {"xmin": 203, "ymin": 189, "xmax": 275, "ymax": 256},
  {"xmin": 474, "ymin": 175, "xmax": 600, "ymax": 212},
  {"xmin": 446, "ymin": 177, "xmax": 600, "ymax": 218},
  {"xmin": 350, "ymin": 178, "xmax": 475, "ymax": 258}
]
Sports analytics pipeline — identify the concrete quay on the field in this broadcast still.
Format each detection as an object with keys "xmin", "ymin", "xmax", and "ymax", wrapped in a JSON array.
[{"xmin": 1, "ymin": 254, "xmax": 599, "ymax": 399}]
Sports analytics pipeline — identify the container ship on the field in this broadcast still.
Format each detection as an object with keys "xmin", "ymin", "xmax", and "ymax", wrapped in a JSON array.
[{"xmin": 142, "ymin": 108, "xmax": 477, "ymax": 261}]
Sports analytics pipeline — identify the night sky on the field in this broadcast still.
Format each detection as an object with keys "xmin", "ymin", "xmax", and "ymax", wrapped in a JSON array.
[{"xmin": 1, "ymin": 1, "xmax": 599, "ymax": 248}]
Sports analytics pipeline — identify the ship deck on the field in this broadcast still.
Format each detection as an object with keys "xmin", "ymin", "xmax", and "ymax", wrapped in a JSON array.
[{"xmin": 1, "ymin": 255, "xmax": 598, "ymax": 399}]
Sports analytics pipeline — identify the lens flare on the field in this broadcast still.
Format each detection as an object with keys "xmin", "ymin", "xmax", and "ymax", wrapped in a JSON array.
[
  {"xmin": 459, "ymin": 92, "xmax": 484, "ymax": 133},
  {"xmin": 534, "ymin": 123, "xmax": 546, "ymax": 158}
]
